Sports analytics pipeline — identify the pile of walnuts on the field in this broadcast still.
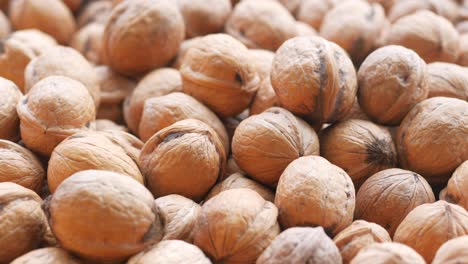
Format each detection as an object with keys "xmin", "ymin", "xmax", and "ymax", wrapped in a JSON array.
[{"xmin": 0, "ymin": 0, "xmax": 467, "ymax": 263}]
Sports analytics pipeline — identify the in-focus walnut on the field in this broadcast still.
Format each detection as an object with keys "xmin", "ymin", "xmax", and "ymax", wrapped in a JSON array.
[
  {"xmin": 355, "ymin": 169, "xmax": 435, "ymax": 237},
  {"xmin": 350, "ymin": 242, "xmax": 425, "ymax": 264},
  {"xmin": 77, "ymin": 0, "xmax": 112, "ymax": 27},
  {"xmin": 62, "ymin": 0, "xmax": 82, "ymax": 12},
  {"xmin": 0, "ymin": 183, "xmax": 48, "ymax": 263},
  {"xmin": 226, "ymin": 0, "xmax": 297, "ymax": 51},
  {"xmin": 193, "ymin": 188, "xmax": 280, "ymax": 263},
  {"xmin": 24, "ymin": 46, "xmax": 101, "ymax": 108},
  {"xmin": 394, "ymin": 201, "xmax": 468, "ymax": 263},
  {"xmin": 46, "ymin": 170, "xmax": 163, "ymax": 262},
  {"xmin": 396, "ymin": 97, "xmax": 468, "ymax": 186},
  {"xmin": 0, "ymin": 77, "xmax": 22, "ymax": 141},
  {"xmin": 445, "ymin": 161, "xmax": 468, "ymax": 210},
  {"xmin": 358, "ymin": 45, "xmax": 428, "ymax": 125},
  {"xmin": 232, "ymin": 107, "xmax": 319, "ymax": 187},
  {"xmin": 271, "ymin": 36, "xmax": 357, "ymax": 124},
  {"xmin": 388, "ymin": 0, "xmax": 459, "ymax": 23},
  {"xmin": 0, "ymin": 29, "xmax": 58, "ymax": 91},
  {"xmin": 9, "ymin": 0, "xmax": 76, "ymax": 44},
  {"xmin": 128, "ymin": 240, "xmax": 211, "ymax": 264},
  {"xmin": 334, "ymin": 220, "xmax": 391, "ymax": 264},
  {"xmin": 297, "ymin": 0, "xmax": 337, "ymax": 30},
  {"xmin": 426, "ymin": 62, "xmax": 468, "ymax": 101},
  {"xmin": 99, "ymin": 130, "xmax": 144, "ymax": 163},
  {"xmin": 70, "ymin": 23, "xmax": 104, "ymax": 65},
  {"xmin": 0, "ymin": 10, "xmax": 10, "ymax": 38},
  {"xmin": 383, "ymin": 11, "xmax": 459, "ymax": 63},
  {"xmin": 140, "ymin": 119, "xmax": 226, "ymax": 202},
  {"xmin": 17, "ymin": 76, "xmax": 95, "ymax": 156},
  {"xmin": 102, "ymin": 0, "xmax": 185, "ymax": 76},
  {"xmin": 95, "ymin": 66, "xmax": 136, "ymax": 123},
  {"xmin": 257, "ymin": 227, "xmax": 342, "ymax": 264},
  {"xmin": 294, "ymin": 21, "xmax": 317, "ymax": 36},
  {"xmin": 154, "ymin": 194, "xmax": 201, "ymax": 242},
  {"xmin": 172, "ymin": 37, "xmax": 202, "ymax": 69},
  {"xmin": 47, "ymin": 131, "xmax": 143, "ymax": 193},
  {"xmin": 205, "ymin": 173, "xmax": 274, "ymax": 202},
  {"xmin": 275, "ymin": 156, "xmax": 355, "ymax": 236},
  {"xmin": 11, "ymin": 247, "xmax": 83, "ymax": 264},
  {"xmin": 222, "ymin": 109, "xmax": 249, "ymax": 143},
  {"xmin": 458, "ymin": 34, "xmax": 468, "ymax": 66},
  {"xmin": 432, "ymin": 236, "xmax": 468, "ymax": 264},
  {"xmin": 181, "ymin": 33, "xmax": 260, "ymax": 117},
  {"xmin": 123, "ymin": 68, "xmax": 182, "ymax": 134},
  {"xmin": 91, "ymin": 119, "xmax": 128, "ymax": 132}
]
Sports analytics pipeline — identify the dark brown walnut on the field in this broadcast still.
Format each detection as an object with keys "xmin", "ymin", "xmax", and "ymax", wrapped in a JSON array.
[
  {"xmin": 341, "ymin": 99, "xmax": 369, "ymax": 121},
  {"xmin": 396, "ymin": 97, "xmax": 468, "ymax": 186},
  {"xmin": 334, "ymin": 220, "xmax": 391, "ymax": 264},
  {"xmin": 358, "ymin": 45, "xmax": 428, "ymax": 125},
  {"xmin": 77, "ymin": 0, "xmax": 112, "ymax": 27},
  {"xmin": 394, "ymin": 201, "xmax": 468, "ymax": 263},
  {"xmin": 0, "ymin": 183, "xmax": 48, "ymax": 263},
  {"xmin": 193, "ymin": 188, "xmax": 280, "ymax": 263},
  {"xmin": 0, "ymin": 77, "xmax": 22, "ymax": 141},
  {"xmin": 47, "ymin": 131, "xmax": 143, "ymax": 193},
  {"xmin": 350, "ymin": 242, "xmax": 426, "ymax": 264},
  {"xmin": 446, "ymin": 161, "xmax": 468, "ymax": 210},
  {"xmin": 271, "ymin": 36, "xmax": 357, "ymax": 124},
  {"xmin": 102, "ymin": 0, "xmax": 185, "ymax": 76},
  {"xmin": 24, "ymin": 46, "xmax": 101, "ymax": 108},
  {"xmin": 205, "ymin": 173, "xmax": 274, "ymax": 202},
  {"xmin": 225, "ymin": 156, "xmax": 245, "ymax": 176},
  {"xmin": 222, "ymin": 109, "xmax": 249, "ymax": 143},
  {"xmin": 426, "ymin": 62, "xmax": 468, "ymax": 101},
  {"xmin": 0, "ymin": 140, "xmax": 45, "ymax": 194},
  {"xmin": 138, "ymin": 92, "xmax": 229, "ymax": 155},
  {"xmin": 319, "ymin": 119, "xmax": 397, "ymax": 188},
  {"xmin": 257, "ymin": 227, "xmax": 342, "ymax": 264},
  {"xmin": 140, "ymin": 119, "xmax": 226, "ymax": 202},
  {"xmin": 11, "ymin": 247, "xmax": 83, "ymax": 264},
  {"xmin": 458, "ymin": 34, "xmax": 468, "ymax": 66},
  {"xmin": 226, "ymin": 0, "xmax": 297, "ymax": 51},
  {"xmin": 9, "ymin": 0, "xmax": 76, "ymax": 44},
  {"xmin": 367, "ymin": 0, "xmax": 397, "ymax": 13},
  {"xmin": 62, "ymin": 0, "xmax": 81, "ymax": 12},
  {"xmin": 388, "ymin": 0, "xmax": 459, "ymax": 23},
  {"xmin": 95, "ymin": 66, "xmax": 136, "ymax": 123},
  {"xmin": 355, "ymin": 169, "xmax": 435, "ymax": 237},
  {"xmin": 172, "ymin": 37, "xmax": 202, "ymax": 69},
  {"xmin": 154, "ymin": 195, "xmax": 201, "ymax": 242},
  {"xmin": 123, "ymin": 68, "xmax": 182, "ymax": 134},
  {"xmin": 92, "ymin": 119, "xmax": 128, "ymax": 132},
  {"xmin": 181, "ymin": 33, "xmax": 260, "ymax": 117},
  {"xmin": 275, "ymin": 156, "xmax": 355, "ymax": 236},
  {"xmin": 232, "ymin": 107, "xmax": 319, "ymax": 187},
  {"xmin": 295, "ymin": 21, "xmax": 317, "ymax": 36},
  {"xmin": 383, "ymin": 11, "xmax": 459, "ymax": 63},
  {"xmin": 320, "ymin": 0, "xmax": 386, "ymax": 64},
  {"xmin": 17, "ymin": 76, "xmax": 95, "ymax": 157},
  {"xmin": 0, "ymin": 10, "xmax": 10, "ymax": 38},
  {"xmin": 432, "ymin": 236, "xmax": 468, "ymax": 264},
  {"xmin": 297, "ymin": 0, "xmax": 337, "ymax": 30},
  {"xmin": 176, "ymin": 0, "xmax": 231, "ymax": 38},
  {"xmin": 0, "ymin": 29, "xmax": 58, "ymax": 91},
  {"xmin": 70, "ymin": 23, "xmax": 104, "ymax": 65},
  {"xmin": 128, "ymin": 240, "xmax": 211, "ymax": 264}
]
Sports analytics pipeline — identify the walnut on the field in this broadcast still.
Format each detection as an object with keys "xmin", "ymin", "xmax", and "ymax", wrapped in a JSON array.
[
  {"xmin": 456, "ymin": 21, "xmax": 468, "ymax": 34},
  {"xmin": 102, "ymin": 0, "xmax": 185, "ymax": 76},
  {"xmin": 172, "ymin": 37, "xmax": 202, "ymax": 69},
  {"xmin": 458, "ymin": 34, "xmax": 468, "ymax": 66},
  {"xmin": 445, "ymin": 160, "xmax": 468, "ymax": 210},
  {"xmin": 62, "ymin": 0, "xmax": 82, "ymax": 12},
  {"xmin": 432, "ymin": 236, "xmax": 468, "ymax": 264},
  {"xmin": 193, "ymin": 188, "xmax": 280, "ymax": 263},
  {"xmin": 275, "ymin": 156, "xmax": 355, "ymax": 236},
  {"xmin": 341, "ymin": 99, "xmax": 369, "ymax": 121},
  {"xmin": 222, "ymin": 109, "xmax": 249, "ymax": 143},
  {"xmin": 17, "ymin": 76, "xmax": 95, "ymax": 156},
  {"xmin": 0, "ymin": 77, "xmax": 22, "ymax": 141},
  {"xmin": 92, "ymin": 119, "xmax": 127, "ymax": 132},
  {"xmin": 271, "ymin": 36, "xmax": 357, "ymax": 124},
  {"xmin": 232, "ymin": 107, "xmax": 319, "ymax": 187},
  {"xmin": 9, "ymin": 0, "xmax": 76, "ymax": 44},
  {"xmin": 99, "ymin": 130, "xmax": 143, "ymax": 163},
  {"xmin": 180, "ymin": 33, "xmax": 260, "ymax": 117},
  {"xmin": 278, "ymin": 0, "xmax": 302, "ymax": 14},
  {"xmin": 297, "ymin": 0, "xmax": 336, "ymax": 30},
  {"xmin": 294, "ymin": 21, "xmax": 317, "ymax": 36},
  {"xmin": 367, "ymin": 0, "xmax": 397, "ymax": 13},
  {"xmin": 388, "ymin": 0, "xmax": 459, "ymax": 23},
  {"xmin": 350, "ymin": 242, "xmax": 425, "ymax": 264},
  {"xmin": 225, "ymin": 156, "xmax": 245, "ymax": 176},
  {"xmin": 70, "ymin": 23, "xmax": 104, "ymax": 65},
  {"xmin": 426, "ymin": 62, "xmax": 468, "ymax": 101},
  {"xmin": 11, "ymin": 247, "xmax": 83, "ymax": 264},
  {"xmin": 128, "ymin": 240, "xmax": 211, "ymax": 264},
  {"xmin": 0, "ymin": 10, "xmax": 10, "ymax": 38},
  {"xmin": 77, "ymin": 0, "xmax": 112, "ymax": 27}
]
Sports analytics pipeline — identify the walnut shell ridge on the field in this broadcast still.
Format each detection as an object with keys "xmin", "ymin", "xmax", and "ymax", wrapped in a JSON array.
[
  {"xmin": 11, "ymin": 247, "xmax": 83, "ymax": 264},
  {"xmin": 350, "ymin": 242, "xmax": 425, "ymax": 264},
  {"xmin": 426, "ymin": 62, "xmax": 468, "ymax": 101},
  {"xmin": 127, "ymin": 240, "xmax": 211, "ymax": 264}
]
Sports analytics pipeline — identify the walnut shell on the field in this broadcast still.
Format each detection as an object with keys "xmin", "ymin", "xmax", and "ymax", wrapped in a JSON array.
[
  {"xmin": 77, "ymin": 0, "xmax": 112, "ymax": 27},
  {"xmin": 24, "ymin": 46, "xmax": 101, "ymax": 108},
  {"xmin": 458, "ymin": 34, "xmax": 468, "ymax": 66},
  {"xmin": 257, "ymin": 226, "xmax": 342, "ymax": 264},
  {"xmin": 355, "ymin": 169, "xmax": 435, "ymax": 237},
  {"xmin": 0, "ymin": 10, "xmax": 10, "ymax": 38},
  {"xmin": 225, "ymin": 156, "xmax": 245, "ymax": 176},
  {"xmin": 357, "ymin": 45, "xmax": 428, "ymax": 125},
  {"xmin": 181, "ymin": 33, "xmax": 260, "ymax": 117},
  {"xmin": 367, "ymin": 0, "xmax": 397, "ymax": 12},
  {"xmin": 47, "ymin": 170, "xmax": 163, "ymax": 262},
  {"xmin": 334, "ymin": 220, "xmax": 391, "ymax": 264},
  {"xmin": 294, "ymin": 21, "xmax": 317, "ymax": 36},
  {"xmin": 172, "ymin": 37, "xmax": 202, "ymax": 69},
  {"xmin": 297, "ymin": 0, "xmax": 336, "ymax": 30},
  {"xmin": 320, "ymin": 119, "xmax": 398, "ymax": 188},
  {"xmin": 154, "ymin": 194, "xmax": 201, "ymax": 242},
  {"xmin": 341, "ymin": 98, "xmax": 369, "ymax": 121},
  {"xmin": 17, "ymin": 76, "xmax": 96, "ymax": 156},
  {"xmin": 388, "ymin": 0, "xmax": 459, "ymax": 23},
  {"xmin": 92, "ymin": 119, "xmax": 127, "ymax": 132},
  {"xmin": 271, "ymin": 36, "xmax": 357, "ymax": 124},
  {"xmin": 396, "ymin": 97, "xmax": 468, "ymax": 186},
  {"xmin": 446, "ymin": 161, "xmax": 468, "ymax": 210},
  {"xmin": 128, "ymin": 240, "xmax": 211, "ymax": 264},
  {"xmin": 99, "ymin": 130, "xmax": 143, "ymax": 164},
  {"xmin": 0, "ymin": 77, "xmax": 22, "ymax": 141},
  {"xmin": 222, "ymin": 109, "xmax": 249, "ymax": 143},
  {"xmin": 278, "ymin": 0, "xmax": 302, "ymax": 14},
  {"xmin": 432, "ymin": 236, "xmax": 468, "ymax": 264},
  {"xmin": 457, "ymin": 21, "xmax": 468, "ymax": 34},
  {"xmin": 70, "ymin": 23, "xmax": 104, "ymax": 65},
  {"xmin": 275, "ymin": 156, "xmax": 355, "ymax": 236},
  {"xmin": 62, "ymin": 0, "xmax": 81, "ymax": 12},
  {"xmin": 102, "ymin": 0, "xmax": 185, "ymax": 76},
  {"xmin": 0, "ymin": 182, "xmax": 48, "ymax": 263},
  {"xmin": 123, "ymin": 68, "xmax": 182, "ymax": 134},
  {"xmin": 350, "ymin": 242, "xmax": 426, "ymax": 264},
  {"xmin": 232, "ymin": 107, "xmax": 319, "ymax": 186},
  {"xmin": 140, "ymin": 119, "xmax": 226, "ymax": 202},
  {"xmin": 394, "ymin": 201, "xmax": 468, "ymax": 263},
  {"xmin": 205, "ymin": 173, "xmax": 274, "ymax": 202},
  {"xmin": 11, "ymin": 247, "xmax": 83, "ymax": 264},
  {"xmin": 383, "ymin": 11, "xmax": 459, "ymax": 63},
  {"xmin": 193, "ymin": 188, "xmax": 280, "ymax": 263},
  {"xmin": 9, "ymin": 0, "xmax": 76, "ymax": 44},
  {"xmin": 426, "ymin": 62, "xmax": 468, "ymax": 101}
]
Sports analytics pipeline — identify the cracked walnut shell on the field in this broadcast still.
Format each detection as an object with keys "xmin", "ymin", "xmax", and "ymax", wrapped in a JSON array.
[
  {"xmin": 350, "ymin": 242, "xmax": 425, "ymax": 264},
  {"xmin": 0, "ymin": 77, "xmax": 22, "ymax": 141},
  {"xmin": 432, "ymin": 236, "xmax": 468, "ymax": 264},
  {"xmin": 445, "ymin": 161, "xmax": 468, "ymax": 210},
  {"xmin": 128, "ymin": 240, "xmax": 211, "ymax": 264},
  {"xmin": 11, "ymin": 247, "xmax": 83, "ymax": 264}
]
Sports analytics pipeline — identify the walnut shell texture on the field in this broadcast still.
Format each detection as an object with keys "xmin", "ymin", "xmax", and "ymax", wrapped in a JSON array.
[
  {"xmin": 446, "ymin": 160, "xmax": 468, "ymax": 210},
  {"xmin": 432, "ymin": 236, "xmax": 468, "ymax": 264},
  {"xmin": 11, "ymin": 247, "xmax": 83, "ymax": 264},
  {"xmin": 458, "ymin": 33, "xmax": 468, "ymax": 66},
  {"xmin": 225, "ymin": 156, "xmax": 245, "ymax": 177},
  {"xmin": 0, "ymin": 77, "xmax": 22, "ymax": 141},
  {"xmin": 100, "ymin": 130, "xmax": 143, "ymax": 164},
  {"xmin": 222, "ymin": 109, "xmax": 249, "ymax": 143},
  {"xmin": 350, "ymin": 242, "xmax": 425, "ymax": 264},
  {"xmin": 297, "ymin": 0, "xmax": 336, "ymax": 30},
  {"xmin": 70, "ymin": 23, "xmax": 104, "ymax": 65},
  {"xmin": 77, "ymin": 0, "xmax": 112, "ymax": 27},
  {"xmin": 172, "ymin": 37, "xmax": 202, "ymax": 69},
  {"xmin": 92, "ymin": 119, "xmax": 127, "ymax": 132},
  {"xmin": 426, "ymin": 62, "xmax": 468, "ymax": 101},
  {"xmin": 128, "ymin": 240, "xmax": 211, "ymax": 264},
  {"xmin": 388, "ymin": 0, "xmax": 459, "ymax": 23}
]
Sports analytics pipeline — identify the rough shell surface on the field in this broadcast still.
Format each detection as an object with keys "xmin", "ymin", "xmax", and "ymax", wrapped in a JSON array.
[
  {"xmin": 388, "ymin": 0, "xmax": 459, "ymax": 23},
  {"xmin": 249, "ymin": 49, "xmax": 279, "ymax": 115},
  {"xmin": 0, "ymin": 77, "xmax": 22, "ymax": 141},
  {"xmin": 350, "ymin": 242, "xmax": 425, "ymax": 264},
  {"xmin": 127, "ymin": 240, "xmax": 211, "ymax": 264},
  {"xmin": 11, "ymin": 247, "xmax": 83, "ymax": 264},
  {"xmin": 446, "ymin": 161, "xmax": 468, "ymax": 210},
  {"xmin": 432, "ymin": 236, "xmax": 468, "ymax": 264},
  {"xmin": 426, "ymin": 62, "xmax": 468, "ymax": 101}
]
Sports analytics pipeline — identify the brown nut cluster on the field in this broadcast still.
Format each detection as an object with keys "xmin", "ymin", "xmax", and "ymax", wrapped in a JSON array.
[
  {"xmin": 11, "ymin": 247, "xmax": 83, "ymax": 264},
  {"xmin": 205, "ymin": 173, "xmax": 274, "ymax": 202},
  {"xmin": 172, "ymin": 37, "xmax": 202, "ymax": 69},
  {"xmin": 388, "ymin": 0, "xmax": 459, "ymax": 23},
  {"xmin": 432, "ymin": 236, "xmax": 468, "ymax": 264},
  {"xmin": 350, "ymin": 242, "xmax": 426, "ymax": 264},
  {"xmin": 70, "ymin": 23, "xmax": 104, "ymax": 65},
  {"xmin": 445, "ymin": 161, "xmax": 468, "ymax": 210},
  {"xmin": 0, "ymin": 77, "xmax": 22, "ymax": 141},
  {"xmin": 128, "ymin": 240, "xmax": 211, "ymax": 264},
  {"xmin": 426, "ymin": 62, "xmax": 468, "ymax": 101},
  {"xmin": 77, "ymin": 0, "xmax": 112, "ymax": 27}
]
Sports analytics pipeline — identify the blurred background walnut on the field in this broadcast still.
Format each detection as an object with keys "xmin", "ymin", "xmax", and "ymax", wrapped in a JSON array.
[
  {"xmin": 0, "ymin": 77, "xmax": 22, "ymax": 141},
  {"xmin": 128, "ymin": 240, "xmax": 211, "ymax": 264},
  {"xmin": 445, "ymin": 161, "xmax": 468, "ymax": 210},
  {"xmin": 350, "ymin": 242, "xmax": 425, "ymax": 264},
  {"xmin": 70, "ymin": 23, "xmax": 104, "ymax": 65},
  {"xmin": 425, "ymin": 62, "xmax": 468, "ymax": 101}
]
